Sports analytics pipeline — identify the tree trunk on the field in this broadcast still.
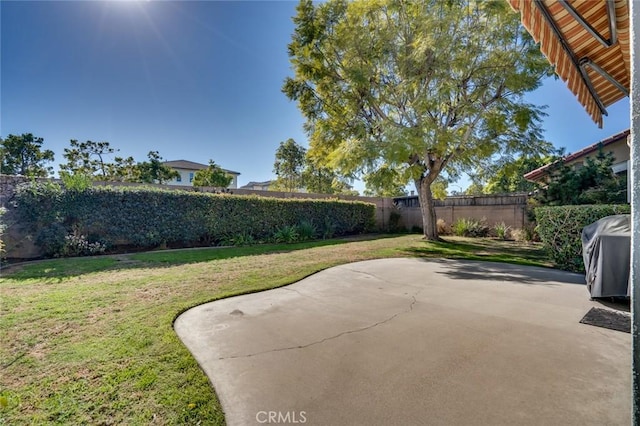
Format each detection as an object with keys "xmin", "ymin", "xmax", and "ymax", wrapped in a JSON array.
[{"xmin": 416, "ymin": 176, "xmax": 439, "ymax": 241}]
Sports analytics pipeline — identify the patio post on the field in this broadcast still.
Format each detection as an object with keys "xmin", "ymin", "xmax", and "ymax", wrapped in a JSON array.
[{"xmin": 630, "ymin": 0, "xmax": 640, "ymax": 422}]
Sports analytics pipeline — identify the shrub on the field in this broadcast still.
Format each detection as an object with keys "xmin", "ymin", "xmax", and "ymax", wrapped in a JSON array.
[
  {"xmin": 0, "ymin": 207, "xmax": 6, "ymax": 259},
  {"xmin": 273, "ymin": 225, "xmax": 299, "ymax": 243},
  {"xmin": 296, "ymin": 220, "xmax": 317, "ymax": 241},
  {"xmin": 321, "ymin": 217, "xmax": 337, "ymax": 240},
  {"xmin": 60, "ymin": 172, "xmax": 93, "ymax": 191},
  {"xmin": 535, "ymin": 204, "xmax": 630, "ymax": 272},
  {"xmin": 61, "ymin": 229, "xmax": 107, "ymax": 257},
  {"xmin": 226, "ymin": 231, "xmax": 256, "ymax": 247},
  {"xmin": 388, "ymin": 211, "xmax": 404, "ymax": 232},
  {"xmin": 12, "ymin": 182, "xmax": 375, "ymax": 257},
  {"xmin": 512, "ymin": 226, "xmax": 538, "ymax": 243},
  {"xmin": 452, "ymin": 217, "xmax": 489, "ymax": 237},
  {"xmin": 436, "ymin": 219, "xmax": 450, "ymax": 235},
  {"xmin": 493, "ymin": 222, "xmax": 511, "ymax": 240},
  {"xmin": 35, "ymin": 223, "xmax": 67, "ymax": 257}
]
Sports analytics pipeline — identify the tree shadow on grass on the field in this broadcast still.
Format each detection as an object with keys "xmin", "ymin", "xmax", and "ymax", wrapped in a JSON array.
[
  {"xmin": 3, "ymin": 235, "xmax": 387, "ymax": 281},
  {"xmin": 398, "ymin": 237, "xmax": 587, "ymax": 286},
  {"xmin": 401, "ymin": 237, "xmax": 550, "ymax": 269},
  {"xmin": 411, "ymin": 257, "xmax": 586, "ymax": 286}
]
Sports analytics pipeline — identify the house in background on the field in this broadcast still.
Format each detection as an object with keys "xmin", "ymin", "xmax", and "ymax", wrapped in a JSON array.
[
  {"xmin": 240, "ymin": 180, "xmax": 273, "ymax": 191},
  {"xmin": 523, "ymin": 129, "xmax": 630, "ymax": 200},
  {"xmin": 162, "ymin": 160, "xmax": 240, "ymax": 189}
]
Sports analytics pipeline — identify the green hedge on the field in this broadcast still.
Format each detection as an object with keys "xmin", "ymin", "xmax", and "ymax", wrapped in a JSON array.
[
  {"xmin": 535, "ymin": 204, "xmax": 630, "ymax": 272},
  {"xmin": 13, "ymin": 182, "xmax": 375, "ymax": 257}
]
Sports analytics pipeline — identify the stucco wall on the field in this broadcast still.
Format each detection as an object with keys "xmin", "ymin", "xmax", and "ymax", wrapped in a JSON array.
[
  {"xmin": 399, "ymin": 205, "xmax": 529, "ymax": 231},
  {"xmin": 565, "ymin": 137, "xmax": 630, "ymax": 167},
  {"xmin": 395, "ymin": 194, "xmax": 530, "ymax": 231}
]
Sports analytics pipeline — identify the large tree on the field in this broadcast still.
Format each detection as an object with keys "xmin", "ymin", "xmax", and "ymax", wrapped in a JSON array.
[
  {"xmin": 471, "ymin": 152, "xmax": 560, "ymax": 194},
  {"xmin": 283, "ymin": 0, "xmax": 552, "ymax": 239},
  {"xmin": 193, "ymin": 160, "xmax": 233, "ymax": 188},
  {"xmin": 302, "ymin": 155, "xmax": 357, "ymax": 195},
  {"xmin": 537, "ymin": 149, "xmax": 627, "ymax": 206},
  {"xmin": 112, "ymin": 156, "xmax": 141, "ymax": 182},
  {"xmin": 272, "ymin": 138, "xmax": 307, "ymax": 192},
  {"xmin": 59, "ymin": 140, "xmax": 119, "ymax": 179},
  {"xmin": 137, "ymin": 151, "xmax": 179, "ymax": 184},
  {"xmin": 0, "ymin": 133, "xmax": 54, "ymax": 177}
]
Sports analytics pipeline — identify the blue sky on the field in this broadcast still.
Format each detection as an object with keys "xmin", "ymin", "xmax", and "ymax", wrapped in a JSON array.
[{"xmin": 0, "ymin": 1, "xmax": 630, "ymax": 193}]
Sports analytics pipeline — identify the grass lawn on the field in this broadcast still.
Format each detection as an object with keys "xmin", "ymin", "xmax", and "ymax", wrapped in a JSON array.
[{"xmin": 0, "ymin": 235, "xmax": 548, "ymax": 424}]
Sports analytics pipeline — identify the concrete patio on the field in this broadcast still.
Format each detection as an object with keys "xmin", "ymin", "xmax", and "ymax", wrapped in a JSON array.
[{"xmin": 174, "ymin": 258, "xmax": 631, "ymax": 425}]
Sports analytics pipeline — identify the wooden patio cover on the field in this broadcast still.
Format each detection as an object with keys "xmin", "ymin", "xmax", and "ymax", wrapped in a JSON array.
[{"xmin": 508, "ymin": 0, "xmax": 630, "ymax": 128}]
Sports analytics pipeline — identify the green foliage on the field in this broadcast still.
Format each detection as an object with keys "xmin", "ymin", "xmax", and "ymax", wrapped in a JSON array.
[
  {"xmin": 535, "ymin": 204, "xmax": 630, "ymax": 272},
  {"xmin": 12, "ymin": 182, "xmax": 375, "ymax": 258},
  {"xmin": 59, "ymin": 140, "xmax": 178, "ymax": 184},
  {"xmin": 112, "ymin": 156, "xmax": 141, "ymax": 182},
  {"xmin": 296, "ymin": 220, "xmax": 317, "ymax": 241},
  {"xmin": 452, "ymin": 218, "xmax": 489, "ymax": 238},
  {"xmin": 284, "ymin": 0, "xmax": 552, "ymax": 239},
  {"xmin": 35, "ymin": 223, "xmax": 67, "ymax": 257},
  {"xmin": 321, "ymin": 216, "xmax": 337, "ymax": 239},
  {"xmin": 273, "ymin": 225, "xmax": 299, "ymax": 243},
  {"xmin": 193, "ymin": 160, "xmax": 233, "ymax": 187},
  {"xmin": 60, "ymin": 171, "xmax": 93, "ymax": 191},
  {"xmin": 137, "ymin": 151, "xmax": 179, "ymax": 184},
  {"xmin": 493, "ymin": 222, "xmax": 511, "ymax": 240},
  {"xmin": 472, "ymin": 153, "xmax": 559, "ymax": 194},
  {"xmin": 463, "ymin": 182, "xmax": 485, "ymax": 196},
  {"xmin": 60, "ymin": 228, "xmax": 107, "ymax": 257},
  {"xmin": 388, "ymin": 211, "xmax": 404, "ymax": 233},
  {"xmin": 362, "ymin": 166, "xmax": 407, "ymax": 197},
  {"xmin": 0, "ymin": 207, "xmax": 6, "ymax": 259},
  {"xmin": 536, "ymin": 149, "xmax": 627, "ymax": 206},
  {"xmin": 273, "ymin": 138, "xmax": 307, "ymax": 192},
  {"xmin": 0, "ymin": 133, "xmax": 54, "ymax": 177},
  {"xmin": 302, "ymin": 160, "xmax": 356, "ymax": 195},
  {"xmin": 226, "ymin": 231, "xmax": 256, "ymax": 247},
  {"xmin": 59, "ymin": 139, "xmax": 118, "ymax": 178}
]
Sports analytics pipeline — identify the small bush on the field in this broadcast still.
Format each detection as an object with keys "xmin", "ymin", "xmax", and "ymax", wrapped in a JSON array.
[
  {"xmin": 61, "ymin": 229, "xmax": 107, "ymax": 257},
  {"xmin": 60, "ymin": 172, "xmax": 93, "ymax": 191},
  {"xmin": 321, "ymin": 217, "xmax": 336, "ymax": 240},
  {"xmin": 535, "ymin": 204, "xmax": 630, "ymax": 272},
  {"xmin": 0, "ymin": 207, "xmax": 6, "ymax": 259},
  {"xmin": 436, "ymin": 219, "xmax": 450, "ymax": 235},
  {"xmin": 273, "ymin": 225, "xmax": 299, "ymax": 243},
  {"xmin": 388, "ymin": 211, "xmax": 404, "ymax": 232},
  {"xmin": 452, "ymin": 217, "xmax": 489, "ymax": 237},
  {"xmin": 512, "ymin": 227, "xmax": 538, "ymax": 243},
  {"xmin": 493, "ymin": 222, "xmax": 511, "ymax": 240},
  {"xmin": 228, "ymin": 231, "xmax": 256, "ymax": 247},
  {"xmin": 296, "ymin": 220, "xmax": 317, "ymax": 241},
  {"xmin": 35, "ymin": 223, "xmax": 67, "ymax": 257}
]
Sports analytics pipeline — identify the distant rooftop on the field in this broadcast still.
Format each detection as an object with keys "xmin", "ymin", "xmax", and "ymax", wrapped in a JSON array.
[
  {"xmin": 523, "ymin": 129, "xmax": 630, "ymax": 182},
  {"xmin": 163, "ymin": 160, "xmax": 240, "ymax": 175}
]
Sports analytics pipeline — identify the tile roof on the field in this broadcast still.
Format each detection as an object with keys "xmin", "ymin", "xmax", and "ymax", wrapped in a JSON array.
[{"xmin": 523, "ymin": 128, "xmax": 629, "ymax": 181}]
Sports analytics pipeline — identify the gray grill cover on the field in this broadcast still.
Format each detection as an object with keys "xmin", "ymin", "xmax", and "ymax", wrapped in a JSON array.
[{"xmin": 581, "ymin": 214, "xmax": 631, "ymax": 298}]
